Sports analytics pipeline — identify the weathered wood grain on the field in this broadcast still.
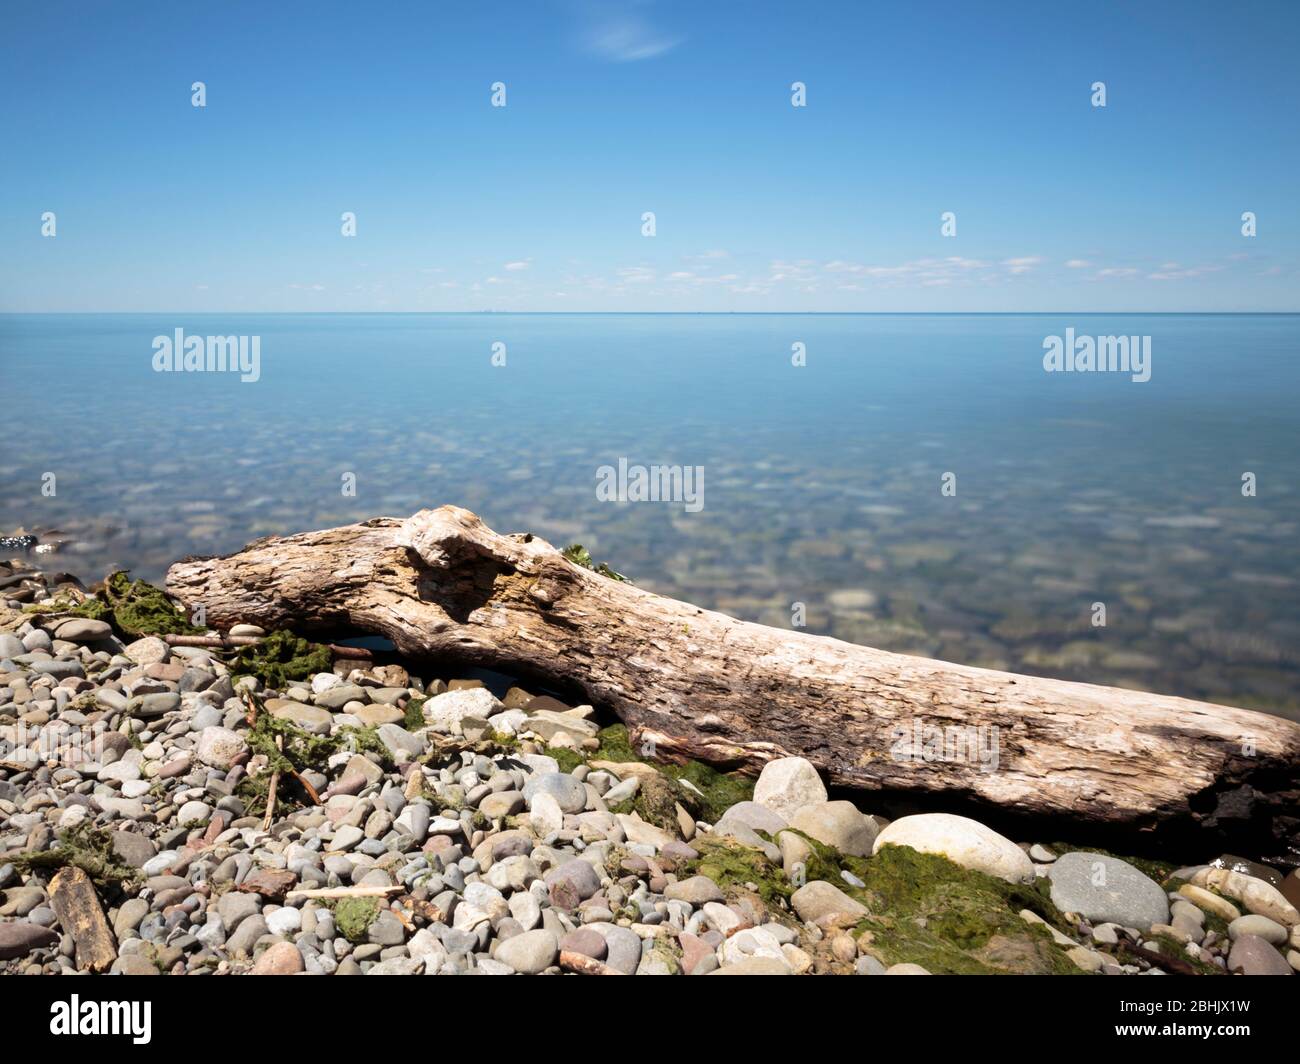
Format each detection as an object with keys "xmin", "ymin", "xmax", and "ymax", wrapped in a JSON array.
[{"xmin": 166, "ymin": 506, "xmax": 1300, "ymax": 851}]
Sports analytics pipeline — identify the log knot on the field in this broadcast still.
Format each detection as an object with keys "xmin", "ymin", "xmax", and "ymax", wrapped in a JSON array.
[{"xmin": 398, "ymin": 507, "xmax": 488, "ymax": 569}]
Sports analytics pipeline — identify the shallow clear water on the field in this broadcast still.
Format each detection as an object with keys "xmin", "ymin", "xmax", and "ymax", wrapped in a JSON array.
[{"xmin": 2, "ymin": 313, "xmax": 1297, "ymax": 717}]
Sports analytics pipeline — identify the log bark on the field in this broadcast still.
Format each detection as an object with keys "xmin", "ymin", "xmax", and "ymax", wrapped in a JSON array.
[
  {"xmin": 48, "ymin": 866, "xmax": 117, "ymax": 973},
  {"xmin": 166, "ymin": 506, "xmax": 1300, "ymax": 850}
]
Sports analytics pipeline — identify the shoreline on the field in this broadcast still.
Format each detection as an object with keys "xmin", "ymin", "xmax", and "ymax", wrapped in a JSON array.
[{"xmin": 1, "ymin": 555, "xmax": 1297, "ymax": 976}]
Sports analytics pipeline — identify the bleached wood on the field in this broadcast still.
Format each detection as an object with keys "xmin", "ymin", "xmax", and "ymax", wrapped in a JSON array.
[{"xmin": 166, "ymin": 506, "xmax": 1300, "ymax": 845}]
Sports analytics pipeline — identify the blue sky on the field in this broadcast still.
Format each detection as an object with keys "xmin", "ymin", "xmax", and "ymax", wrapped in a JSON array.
[{"xmin": 1, "ymin": 0, "xmax": 1296, "ymax": 312}]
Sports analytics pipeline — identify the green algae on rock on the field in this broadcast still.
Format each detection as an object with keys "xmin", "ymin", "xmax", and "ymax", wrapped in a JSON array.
[
  {"xmin": 593, "ymin": 724, "xmax": 754, "ymax": 826},
  {"xmin": 686, "ymin": 835, "xmax": 793, "ymax": 908},
  {"xmin": 402, "ymin": 695, "xmax": 428, "ymax": 731},
  {"xmin": 543, "ymin": 745, "xmax": 586, "ymax": 774},
  {"xmin": 331, "ymin": 897, "xmax": 381, "ymax": 944},
  {"xmin": 22, "ymin": 570, "xmax": 198, "ymax": 638},
  {"xmin": 5, "ymin": 823, "xmax": 140, "ymax": 889},
  {"xmin": 237, "ymin": 707, "xmax": 392, "ymax": 816},
  {"xmin": 230, "ymin": 629, "xmax": 332, "ymax": 690},
  {"xmin": 100, "ymin": 570, "xmax": 201, "ymax": 636},
  {"xmin": 716, "ymin": 825, "xmax": 1082, "ymax": 975},
  {"xmin": 850, "ymin": 844, "xmax": 1078, "ymax": 974}
]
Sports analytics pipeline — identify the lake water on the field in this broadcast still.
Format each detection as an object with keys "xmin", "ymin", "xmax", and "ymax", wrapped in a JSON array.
[{"xmin": 2, "ymin": 313, "xmax": 1297, "ymax": 718}]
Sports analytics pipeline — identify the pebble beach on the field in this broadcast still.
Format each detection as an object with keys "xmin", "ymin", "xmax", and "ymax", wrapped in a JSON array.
[{"xmin": 2, "ymin": 560, "xmax": 1298, "ymax": 977}]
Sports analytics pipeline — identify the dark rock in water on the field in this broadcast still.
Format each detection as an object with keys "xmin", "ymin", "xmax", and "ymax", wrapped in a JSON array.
[
  {"xmin": 1210, "ymin": 854, "xmax": 1283, "ymax": 888},
  {"xmin": 0, "ymin": 570, "xmax": 35, "ymax": 590}
]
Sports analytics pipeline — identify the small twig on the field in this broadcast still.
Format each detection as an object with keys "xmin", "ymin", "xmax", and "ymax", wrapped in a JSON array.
[
  {"xmin": 241, "ymin": 687, "xmax": 260, "ymax": 727},
  {"xmin": 559, "ymin": 950, "xmax": 625, "ymax": 976},
  {"xmin": 290, "ymin": 769, "xmax": 322, "ymax": 806},
  {"xmin": 1116, "ymin": 936, "xmax": 1211, "ymax": 977},
  {"xmin": 262, "ymin": 734, "xmax": 283, "ymax": 830},
  {"xmin": 243, "ymin": 687, "xmax": 321, "ymax": 808},
  {"xmin": 165, "ymin": 633, "xmax": 372, "ymax": 658},
  {"xmin": 285, "ymin": 885, "xmax": 405, "ymax": 901}
]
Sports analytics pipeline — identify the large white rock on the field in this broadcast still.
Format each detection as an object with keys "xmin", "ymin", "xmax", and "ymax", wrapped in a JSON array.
[
  {"xmin": 528, "ymin": 792, "xmax": 564, "ymax": 838},
  {"xmin": 790, "ymin": 880, "xmax": 868, "ymax": 925},
  {"xmin": 194, "ymin": 726, "xmax": 248, "ymax": 771},
  {"xmin": 788, "ymin": 801, "xmax": 879, "ymax": 857},
  {"xmin": 421, "ymin": 687, "xmax": 503, "ymax": 732},
  {"xmin": 616, "ymin": 813, "xmax": 675, "ymax": 851},
  {"xmin": 872, "ymin": 813, "xmax": 1034, "ymax": 883},
  {"xmin": 752, "ymin": 757, "xmax": 828, "ymax": 820},
  {"xmin": 719, "ymin": 926, "xmax": 787, "ymax": 966}
]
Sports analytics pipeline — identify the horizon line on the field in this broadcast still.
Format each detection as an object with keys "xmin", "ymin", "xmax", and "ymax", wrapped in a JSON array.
[{"xmin": 2, "ymin": 310, "xmax": 1298, "ymax": 317}]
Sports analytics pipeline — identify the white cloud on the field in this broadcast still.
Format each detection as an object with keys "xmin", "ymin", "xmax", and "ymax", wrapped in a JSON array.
[
  {"xmin": 504, "ymin": 260, "xmax": 531, "ymax": 271},
  {"xmin": 616, "ymin": 266, "xmax": 656, "ymax": 284},
  {"xmin": 1148, "ymin": 264, "xmax": 1221, "ymax": 281},
  {"xmin": 1002, "ymin": 256, "xmax": 1043, "ymax": 275},
  {"xmin": 574, "ymin": 2, "xmax": 681, "ymax": 62}
]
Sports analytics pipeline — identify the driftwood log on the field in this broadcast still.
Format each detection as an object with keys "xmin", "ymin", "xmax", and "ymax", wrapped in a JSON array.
[
  {"xmin": 166, "ymin": 506, "xmax": 1300, "ymax": 854},
  {"xmin": 48, "ymin": 866, "xmax": 117, "ymax": 973}
]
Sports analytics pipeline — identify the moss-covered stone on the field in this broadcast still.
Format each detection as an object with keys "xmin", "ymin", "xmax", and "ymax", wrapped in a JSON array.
[
  {"xmin": 231, "ymin": 630, "xmax": 332, "ymax": 690},
  {"xmin": 101, "ymin": 571, "xmax": 201, "ymax": 637},
  {"xmin": 403, "ymin": 696, "xmax": 427, "ymax": 731},
  {"xmin": 610, "ymin": 773, "xmax": 682, "ymax": 834},
  {"xmin": 591, "ymin": 723, "xmax": 754, "ymax": 825},
  {"xmin": 685, "ymin": 836, "xmax": 792, "ymax": 908},
  {"xmin": 1146, "ymin": 933, "xmax": 1223, "ymax": 976},
  {"xmin": 544, "ymin": 746, "xmax": 585, "ymax": 774},
  {"xmin": 6, "ymin": 823, "xmax": 139, "ymax": 888},
  {"xmin": 849, "ymin": 844, "xmax": 1079, "ymax": 975},
  {"xmin": 331, "ymin": 897, "xmax": 381, "ymax": 943},
  {"xmin": 592, "ymin": 723, "xmax": 638, "ymax": 762},
  {"xmin": 65, "ymin": 596, "xmax": 113, "ymax": 622},
  {"xmin": 713, "ymin": 827, "xmax": 1079, "ymax": 974},
  {"xmin": 664, "ymin": 759, "xmax": 753, "ymax": 824},
  {"xmin": 25, "ymin": 571, "xmax": 198, "ymax": 637}
]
